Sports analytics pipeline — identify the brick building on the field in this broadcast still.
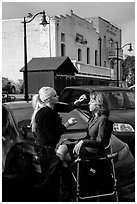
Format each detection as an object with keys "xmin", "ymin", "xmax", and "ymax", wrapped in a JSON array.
[{"xmin": 2, "ymin": 10, "xmax": 122, "ymax": 85}]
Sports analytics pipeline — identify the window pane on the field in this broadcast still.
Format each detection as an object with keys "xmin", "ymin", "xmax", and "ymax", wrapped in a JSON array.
[
  {"xmin": 61, "ymin": 33, "xmax": 65, "ymax": 42},
  {"xmin": 87, "ymin": 48, "xmax": 90, "ymax": 64},
  {"xmin": 78, "ymin": 49, "xmax": 82, "ymax": 61},
  {"xmin": 95, "ymin": 50, "xmax": 97, "ymax": 65},
  {"xmin": 61, "ymin": 44, "xmax": 65, "ymax": 56}
]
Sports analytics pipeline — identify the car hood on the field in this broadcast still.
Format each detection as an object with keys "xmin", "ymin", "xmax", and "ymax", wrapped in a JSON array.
[
  {"xmin": 59, "ymin": 109, "xmax": 88, "ymax": 131},
  {"xmin": 109, "ymin": 109, "xmax": 135, "ymax": 127}
]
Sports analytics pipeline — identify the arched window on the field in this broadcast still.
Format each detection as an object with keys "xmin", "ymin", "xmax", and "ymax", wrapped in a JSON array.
[
  {"xmin": 95, "ymin": 50, "xmax": 98, "ymax": 65},
  {"xmin": 61, "ymin": 43, "xmax": 65, "ymax": 56},
  {"xmin": 87, "ymin": 47, "xmax": 90, "ymax": 64},
  {"xmin": 78, "ymin": 49, "xmax": 82, "ymax": 61}
]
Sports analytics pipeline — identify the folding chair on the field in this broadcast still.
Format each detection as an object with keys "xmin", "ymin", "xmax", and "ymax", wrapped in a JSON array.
[{"xmin": 70, "ymin": 138, "xmax": 119, "ymax": 202}]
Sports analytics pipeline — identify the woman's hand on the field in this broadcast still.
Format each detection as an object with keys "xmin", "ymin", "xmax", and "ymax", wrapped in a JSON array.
[
  {"xmin": 64, "ymin": 117, "xmax": 77, "ymax": 128},
  {"xmin": 73, "ymin": 140, "xmax": 83, "ymax": 155},
  {"xmin": 74, "ymin": 94, "xmax": 87, "ymax": 106}
]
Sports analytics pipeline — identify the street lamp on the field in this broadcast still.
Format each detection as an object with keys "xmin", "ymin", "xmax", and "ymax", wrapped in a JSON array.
[
  {"xmin": 22, "ymin": 10, "xmax": 49, "ymax": 101},
  {"xmin": 116, "ymin": 42, "xmax": 133, "ymax": 87}
]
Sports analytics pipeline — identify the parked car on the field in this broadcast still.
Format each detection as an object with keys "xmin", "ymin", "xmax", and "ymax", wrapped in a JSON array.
[
  {"xmin": 59, "ymin": 86, "xmax": 135, "ymax": 157},
  {"xmin": 2, "ymin": 77, "xmax": 16, "ymax": 94},
  {"xmin": 129, "ymin": 85, "xmax": 135, "ymax": 92},
  {"xmin": 2, "ymin": 99, "xmax": 135, "ymax": 201},
  {"xmin": 2, "ymin": 93, "xmax": 16, "ymax": 103}
]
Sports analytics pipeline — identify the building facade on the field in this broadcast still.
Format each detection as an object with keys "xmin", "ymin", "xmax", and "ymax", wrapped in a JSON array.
[
  {"xmin": 2, "ymin": 10, "xmax": 122, "ymax": 82},
  {"xmin": 87, "ymin": 16, "xmax": 122, "ymax": 81}
]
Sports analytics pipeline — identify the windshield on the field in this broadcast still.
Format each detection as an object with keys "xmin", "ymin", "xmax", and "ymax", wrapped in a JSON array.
[
  {"xmin": 60, "ymin": 89, "xmax": 90, "ymax": 103},
  {"xmin": 59, "ymin": 89, "xmax": 135, "ymax": 110}
]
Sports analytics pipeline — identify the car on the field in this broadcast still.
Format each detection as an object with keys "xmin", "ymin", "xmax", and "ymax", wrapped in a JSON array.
[
  {"xmin": 59, "ymin": 86, "xmax": 135, "ymax": 157},
  {"xmin": 2, "ymin": 93, "xmax": 16, "ymax": 103},
  {"xmin": 2, "ymin": 77, "xmax": 17, "ymax": 94},
  {"xmin": 2, "ymin": 100, "xmax": 135, "ymax": 201},
  {"xmin": 129, "ymin": 85, "xmax": 135, "ymax": 92}
]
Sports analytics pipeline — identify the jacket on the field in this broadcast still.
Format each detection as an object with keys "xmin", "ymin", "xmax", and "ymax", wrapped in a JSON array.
[{"xmin": 82, "ymin": 113, "xmax": 113, "ymax": 149}]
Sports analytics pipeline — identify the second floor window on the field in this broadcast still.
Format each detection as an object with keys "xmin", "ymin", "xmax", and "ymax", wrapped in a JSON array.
[
  {"xmin": 61, "ymin": 43, "xmax": 65, "ymax": 56},
  {"xmin": 87, "ymin": 47, "xmax": 90, "ymax": 64},
  {"xmin": 95, "ymin": 50, "xmax": 98, "ymax": 65},
  {"xmin": 61, "ymin": 33, "xmax": 65, "ymax": 42},
  {"xmin": 78, "ymin": 49, "xmax": 82, "ymax": 61},
  {"xmin": 76, "ymin": 33, "xmax": 83, "ymax": 43}
]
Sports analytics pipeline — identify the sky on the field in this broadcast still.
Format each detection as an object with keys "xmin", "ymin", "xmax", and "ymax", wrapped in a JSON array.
[{"xmin": 2, "ymin": 1, "xmax": 135, "ymax": 56}]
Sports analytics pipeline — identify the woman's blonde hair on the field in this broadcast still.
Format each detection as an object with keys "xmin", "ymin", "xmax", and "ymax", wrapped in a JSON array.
[{"xmin": 31, "ymin": 87, "xmax": 56, "ymax": 132}]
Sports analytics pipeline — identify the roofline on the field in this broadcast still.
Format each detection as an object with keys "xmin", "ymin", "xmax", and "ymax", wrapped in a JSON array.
[
  {"xmin": 63, "ymin": 85, "xmax": 130, "ymax": 91},
  {"xmin": 98, "ymin": 16, "xmax": 121, "ymax": 30}
]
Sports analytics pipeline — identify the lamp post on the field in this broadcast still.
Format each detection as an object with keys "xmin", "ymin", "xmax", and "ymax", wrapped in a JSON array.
[
  {"xmin": 22, "ymin": 11, "xmax": 49, "ymax": 101},
  {"xmin": 116, "ymin": 42, "xmax": 133, "ymax": 87}
]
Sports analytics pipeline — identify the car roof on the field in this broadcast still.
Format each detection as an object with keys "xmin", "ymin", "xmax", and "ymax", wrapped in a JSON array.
[
  {"xmin": 3, "ymin": 101, "xmax": 32, "ymax": 110},
  {"xmin": 63, "ymin": 85, "xmax": 131, "ymax": 92},
  {"xmin": 129, "ymin": 85, "xmax": 135, "ymax": 89}
]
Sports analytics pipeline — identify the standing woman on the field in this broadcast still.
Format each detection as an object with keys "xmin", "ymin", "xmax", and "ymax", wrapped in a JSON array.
[{"xmin": 31, "ymin": 87, "xmax": 86, "ymax": 201}]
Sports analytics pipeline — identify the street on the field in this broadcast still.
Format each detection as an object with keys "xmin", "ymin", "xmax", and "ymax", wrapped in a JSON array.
[{"xmin": 2, "ymin": 93, "xmax": 33, "ymax": 103}]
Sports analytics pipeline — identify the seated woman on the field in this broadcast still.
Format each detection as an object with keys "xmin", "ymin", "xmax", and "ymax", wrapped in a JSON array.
[
  {"xmin": 56, "ymin": 91, "xmax": 113, "ymax": 200},
  {"xmin": 57, "ymin": 90, "xmax": 113, "ymax": 166}
]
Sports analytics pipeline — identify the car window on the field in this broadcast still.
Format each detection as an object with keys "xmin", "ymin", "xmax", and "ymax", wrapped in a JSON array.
[
  {"xmin": 105, "ymin": 91, "xmax": 135, "ymax": 109},
  {"xmin": 60, "ymin": 89, "xmax": 90, "ymax": 104},
  {"xmin": 60, "ymin": 88, "xmax": 135, "ymax": 111},
  {"xmin": 59, "ymin": 89, "xmax": 90, "ymax": 112},
  {"xmin": 106, "ymin": 92, "xmax": 124, "ymax": 109},
  {"xmin": 126, "ymin": 92, "xmax": 135, "ymax": 107}
]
